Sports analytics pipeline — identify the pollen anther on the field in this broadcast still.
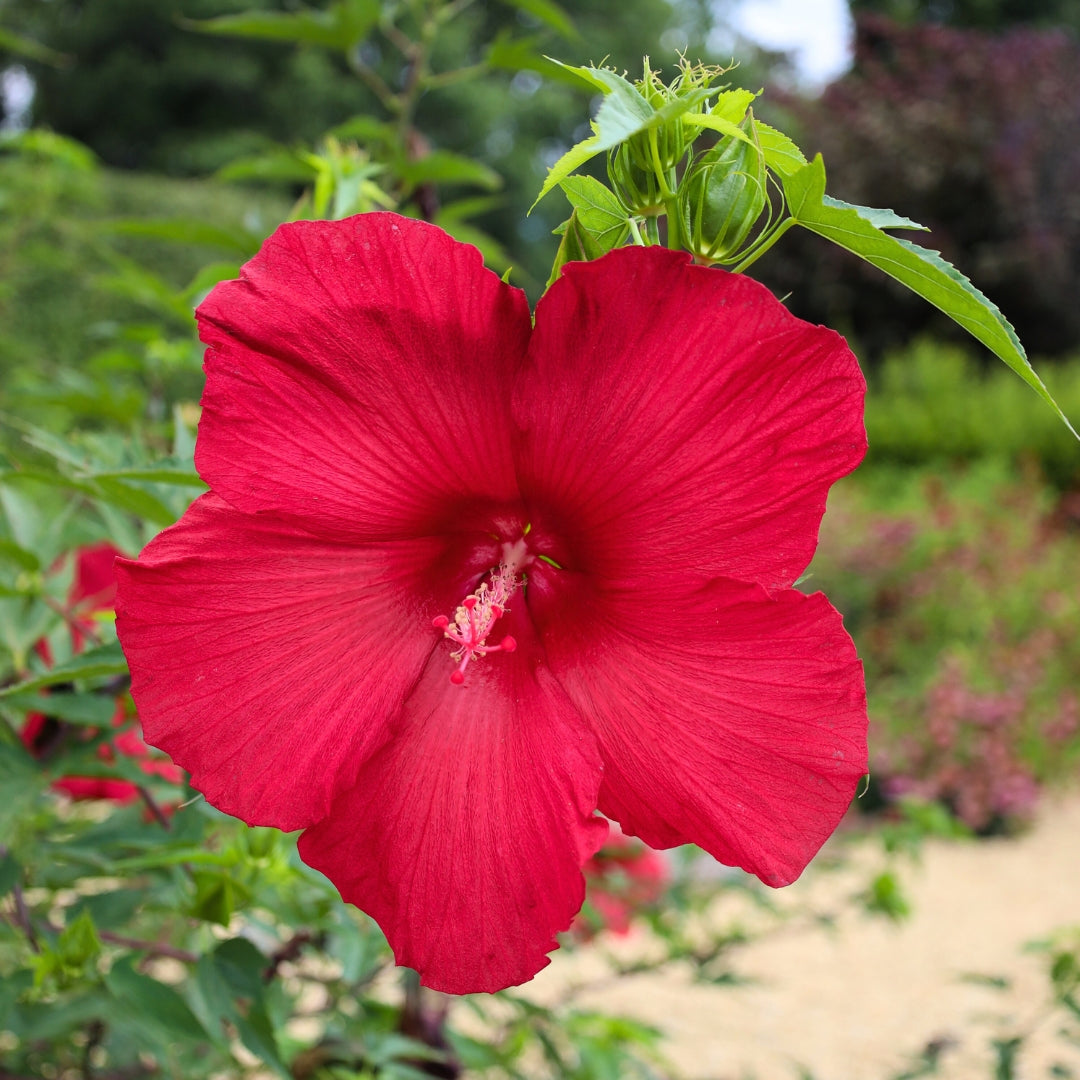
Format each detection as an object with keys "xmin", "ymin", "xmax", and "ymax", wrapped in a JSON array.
[{"xmin": 433, "ymin": 552, "xmax": 526, "ymax": 686}]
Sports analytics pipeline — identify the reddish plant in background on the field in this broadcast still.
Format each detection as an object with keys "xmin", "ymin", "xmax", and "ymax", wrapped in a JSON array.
[
  {"xmin": 813, "ymin": 467, "xmax": 1080, "ymax": 833},
  {"xmin": 21, "ymin": 542, "xmax": 182, "ymax": 803},
  {"xmin": 116, "ymin": 213, "xmax": 868, "ymax": 994},
  {"xmin": 573, "ymin": 833, "xmax": 669, "ymax": 940},
  {"xmin": 763, "ymin": 15, "xmax": 1080, "ymax": 358}
]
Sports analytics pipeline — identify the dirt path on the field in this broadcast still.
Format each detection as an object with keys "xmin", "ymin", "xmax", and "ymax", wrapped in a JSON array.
[{"xmin": 530, "ymin": 794, "xmax": 1080, "ymax": 1080}]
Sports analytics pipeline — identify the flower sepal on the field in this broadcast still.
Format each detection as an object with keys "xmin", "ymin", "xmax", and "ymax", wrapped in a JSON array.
[{"xmin": 680, "ymin": 114, "xmax": 770, "ymax": 265}]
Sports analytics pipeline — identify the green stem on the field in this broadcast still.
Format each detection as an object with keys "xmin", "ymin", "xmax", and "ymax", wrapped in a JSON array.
[
  {"xmin": 730, "ymin": 217, "xmax": 796, "ymax": 274},
  {"xmin": 663, "ymin": 196, "xmax": 682, "ymax": 250},
  {"xmin": 627, "ymin": 217, "xmax": 646, "ymax": 246},
  {"xmin": 645, "ymin": 216, "xmax": 661, "ymax": 245}
]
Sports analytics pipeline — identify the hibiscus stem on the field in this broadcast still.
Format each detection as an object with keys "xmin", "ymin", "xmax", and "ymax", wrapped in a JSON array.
[
  {"xmin": 135, "ymin": 783, "xmax": 172, "ymax": 831},
  {"xmin": 9, "ymin": 878, "xmax": 39, "ymax": 953},
  {"xmin": 730, "ymin": 216, "xmax": 797, "ymax": 274}
]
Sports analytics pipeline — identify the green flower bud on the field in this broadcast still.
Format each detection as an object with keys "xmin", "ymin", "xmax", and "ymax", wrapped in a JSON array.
[
  {"xmin": 680, "ymin": 117, "xmax": 769, "ymax": 263},
  {"xmin": 607, "ymin": 59, "xmax": 727, "ymax": 216},
  {"xmin": 607, "ymin": 141, "xmax": 666, "ymax": 216}
]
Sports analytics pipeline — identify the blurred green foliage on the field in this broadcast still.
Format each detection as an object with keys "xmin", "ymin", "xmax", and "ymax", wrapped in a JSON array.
[
  {"xmin": 864, "ymin": 341, "xmax": 1080, "ymax": 489},
  {"xmin": 1, "ymin": 0, "xmax": 721, "ymax": 287}
]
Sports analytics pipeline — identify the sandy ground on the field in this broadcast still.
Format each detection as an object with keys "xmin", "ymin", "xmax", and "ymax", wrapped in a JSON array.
[{"xmin": 527, "ymin": 795, "xmax": 1080, "ymax": 1080}]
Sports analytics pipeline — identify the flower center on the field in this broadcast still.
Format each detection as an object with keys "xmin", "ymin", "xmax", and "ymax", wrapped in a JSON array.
[{"xmin": 432, "ymin": 537, "xmax": 531, "ymax": 686}]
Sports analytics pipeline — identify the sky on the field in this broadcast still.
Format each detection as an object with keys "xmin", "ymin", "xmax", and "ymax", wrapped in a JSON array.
[{"xmin": 715, "ymin": 0, "xmax": 855, "ymax": 87}]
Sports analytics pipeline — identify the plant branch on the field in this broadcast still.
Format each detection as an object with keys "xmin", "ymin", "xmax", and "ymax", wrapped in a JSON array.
[{"xmin": 135, "ymin": 783, "xmax": 171, "ymax": 831}]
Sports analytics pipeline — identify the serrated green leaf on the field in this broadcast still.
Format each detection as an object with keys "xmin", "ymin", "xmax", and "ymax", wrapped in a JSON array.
[
  {"xmin": 2, "ymin": 689, "xmax": 119, "ymax": 726},
  {"xmin": 531, "ymin": 65, "xmax": 652, "ymax": 209},
  {"xmin": 820, "ymin": 194, "xmax": 928, "ymax": 232},
  {"xmin": 682, "ymin": 112, "xmax": 754, "ymax": 143},
  {"xmin": 546, "ymin": 209, "xmax": 606, "ymax": 287},
  {"xmin": 533, "ymin": 139, "xmax": 606, "ymax": 211},
  {"xmin": 754, "ymin": 120, "xmax": 808, "ymax": 177},
  {"xmin": 784, "ymin": 155, "xmax": 1077, "ymax": 436},
  {"xmin": 558, "ymin": 175, "xmax": 630, "ymax": 248},
  {"xmin": 532, "ymin": 65, "xmax": 715, "ymax": 209},
  {"xmin": 683, "ymin": 88, "xmax": 757, "ymax": 141},
  {"xmin": 494, "ymin": 0, "xmax": 577, "ymax": 38},
  {"xmin": 0, "ymin": 641, "xmax": 128, "ymax": 699}
]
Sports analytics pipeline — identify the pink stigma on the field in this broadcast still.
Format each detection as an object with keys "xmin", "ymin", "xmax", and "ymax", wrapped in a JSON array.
[{"xmin": 433, "ymin": 541, "xmax": 528, "ymax": 686}]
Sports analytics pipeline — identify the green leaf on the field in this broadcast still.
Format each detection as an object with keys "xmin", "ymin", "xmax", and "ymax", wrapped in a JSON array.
[
  {"xmin": 0, "ymin": 743, "xmax": 46, "ymax": 848},
  {"xmin": 398, "ymin": 151, "xmax": 502, "ymax": 192},
  {"xmin": 192, "ymin": 940, "xmax": 290, "ymax": 1076},
  {"xmin": 90, "ymin": 477, "xmax": 178, "ymax": 525},
  {"xmin": 821, "ymin": 195, "xmax": 928, "ymax": 232},
  {"xmin": 216, "ymin": 146, "xmax": 316, "ymax": 184},
  {"xmin": 89, "ymin": 467, "xmax": 206, "ymax": 488},
  {"xmin": 103, "ymin": 218, "xmax": 261, "ymax": 258},
  {"xmin": 0, "ymin": 970, "xmax": 31, "ymax": 1027},
  {"xmin": 546, "ymin": 209, "xmax": 605, "ymax": 287},
  {"xmin": 494, "ymin": 0, "xmax": 577, "ymax": 38},
  {"xmin": 784, "ymin": 155, "xmax": 1077, "ymax": 436},
  {"xmin": 0, "ymin": 641, "xmax": 128, "ymax": 699},
  {"xmin": 0, "ymin": 538, "xmax": 40, "ymax": 572},
  {"xmin": 531, "ymin": 65, "xmax": 651, "ymax": 209},
  {"xmin": 2, "ymin": 690, "xmax": 119, "ymax": 726},
  {"xmin": 532, "ymin": 64, "xmax": 715, "ymax": 209},
  {"xmin": 182, "ymin": 261, "xmax": 243, "ymax": 303},
  {"xmin": 485, "ymin": 33, "xmax": 586, "ymax": 87},
  {"xmin": 105, "ymin": 957, "xmax": 208, "ymax": 1043},
  {"xmin": 753, "ymin": 120, "xmax": 808, "ymax": 177},
  {"xmin": 558, "ymin": 175, "xmax": 630, "ymax": 248},
  {"xmin": 0, "ymin": 26, "xmax": 69, "ymax": 65},
  {"xmin": 0, "ymin": 851, "xmax": 19, "ymax": 898},
  {"xmin": 188, "ymin": 870, "xmax": 252, "ymax": 926},
  {"xmin": 183, "ymin": 0, "xmax": 378, "ymax": 52}
]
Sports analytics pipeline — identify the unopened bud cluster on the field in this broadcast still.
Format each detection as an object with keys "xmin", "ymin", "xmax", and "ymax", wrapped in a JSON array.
[{"xmin": 603, "ymin": 60, "xmax": 774, "ymax": 265}]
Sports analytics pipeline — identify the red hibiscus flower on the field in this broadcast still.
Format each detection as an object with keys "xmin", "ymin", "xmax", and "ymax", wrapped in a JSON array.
[
  {"xmin": 115, "ymin": 213, "xmax": 867, "ymax": 994},
  {"xmin": 22, "ymin": 542, "xmax": 182, "ymax": 803}
]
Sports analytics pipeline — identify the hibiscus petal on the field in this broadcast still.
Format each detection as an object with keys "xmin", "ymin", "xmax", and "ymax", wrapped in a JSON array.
[
  {"xmin": 196, "ymin": 213, "xmax": 530, "ymax": 541},
  {"xmin": 538, "ymin": 575, "xmax": 867, "ymax": 886},
  {"xmin": 514, "ymin": 248, "xmax": 866, "ymax": 590},
  {"xmin": 115, "ymin": 493, "xmax": 482, "ymax": 831},
  {"xmin": 297, "ymin": 609, "xmax": 608, "ymax": 995}
]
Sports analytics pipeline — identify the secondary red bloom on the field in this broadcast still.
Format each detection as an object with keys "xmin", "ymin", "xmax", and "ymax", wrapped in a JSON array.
[
  {"xmin": 573, "ymin": 833, "xmax": 669, "ymax": 939},
  {"xmin": 22, "ymin": 543, "xmax": 182, "ymax": 803},
  {"xmin": 115, "ymin": 213, "xmax": 867, "ymax": 994}
]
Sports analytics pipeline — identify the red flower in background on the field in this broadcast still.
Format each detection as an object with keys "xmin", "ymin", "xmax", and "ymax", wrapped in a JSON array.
[
  {"xmin": 115, "ymin": 213, "xmax": 867, "ymax": 994},
  {"xmin": 22, "ymin": 542, "xmax": 182, "ymax": 803},
  {"xmin": 574, "ymin": 834, "xmax": 668, "ymax": 939}
]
